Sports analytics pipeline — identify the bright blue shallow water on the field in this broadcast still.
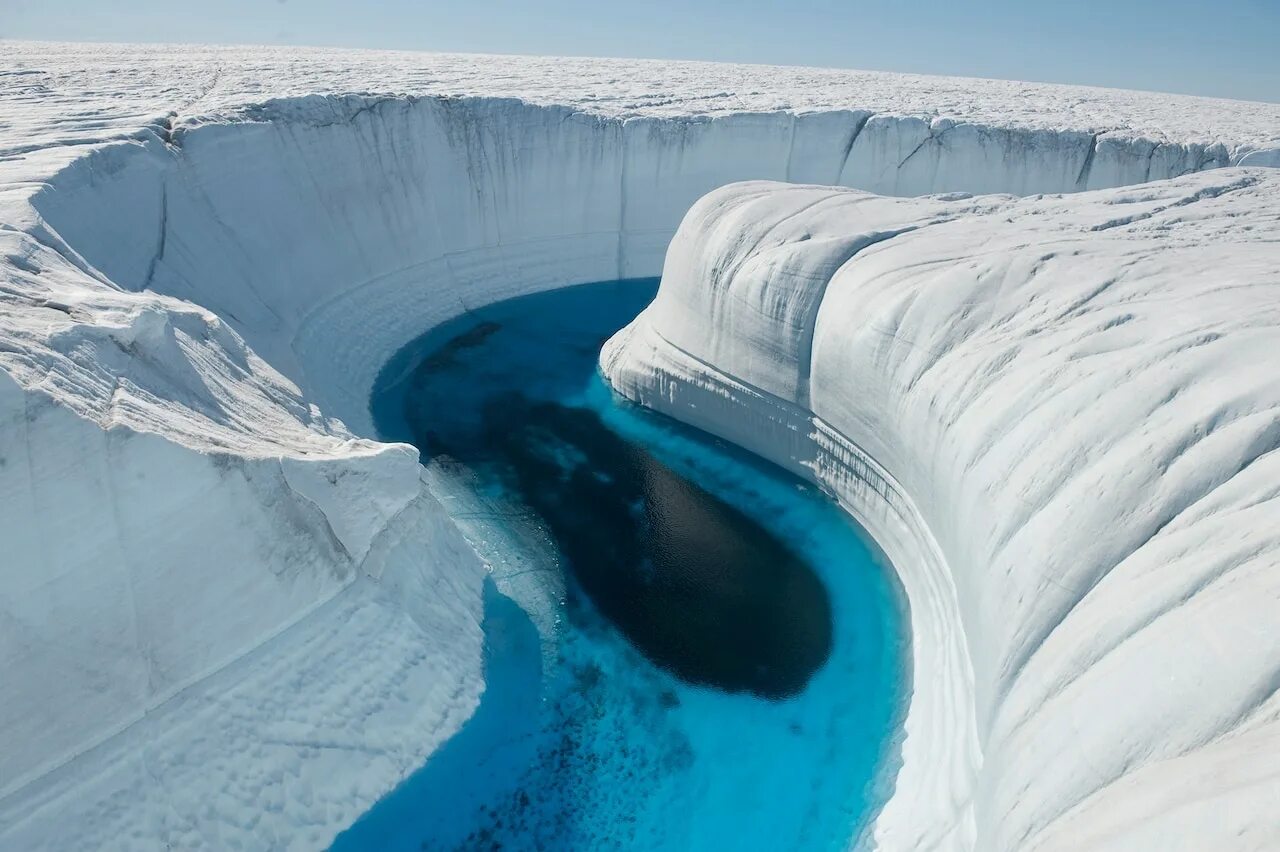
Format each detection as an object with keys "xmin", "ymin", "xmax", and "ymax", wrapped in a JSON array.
[{"xmin": 333, "ymin": 279, "xmax": 908, "ymax": 851}]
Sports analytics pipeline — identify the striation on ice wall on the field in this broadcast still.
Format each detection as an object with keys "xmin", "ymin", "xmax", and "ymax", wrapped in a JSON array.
[
  {"xmin": 1, "ymin": 41, "xmax": 1279, "ymax": 849},
  {"xmin": 602, "ymin": 175, "xmax": 1280, "ymax": 852}
]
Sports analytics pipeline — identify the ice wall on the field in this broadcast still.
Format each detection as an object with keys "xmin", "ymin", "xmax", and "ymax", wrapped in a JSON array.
[
  {"xmin": 29, "ymin": 95, "xmax": 1256, "ymax": 438},
  {"xmin": 0, "ymin": 216, "xmax": 490, "ymax": 847},
  {"xmin": 602, "ymin": 176, "xmax": 1280, "ymax": 852},
  {"xmin": 1, "ymin": 69, "xmax": 1278, "ymax": 848}
]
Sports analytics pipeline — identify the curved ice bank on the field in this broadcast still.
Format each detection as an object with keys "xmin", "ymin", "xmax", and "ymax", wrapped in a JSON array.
[
  {"xmin": 2, "ymin": 41, "xmax": 1280, "ymax": 848},
  {"xmin": 601, "ymin": 173, "xmax": 1280, "ymax": 851}
]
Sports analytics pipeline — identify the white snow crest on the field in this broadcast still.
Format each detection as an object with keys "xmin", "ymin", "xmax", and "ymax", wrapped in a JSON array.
[{"xmin": 602, "ymin": 175, "xmax": 1280, "ymax": 851}]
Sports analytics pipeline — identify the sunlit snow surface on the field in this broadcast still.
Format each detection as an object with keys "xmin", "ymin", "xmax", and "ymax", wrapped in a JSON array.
[
  {"xmin": 602, "ymin": 179, "xmax": 1280, "ymax": 852},
  {"xmin": 340, "ymin": 280, "xmax": 905, "ymax": 851}
]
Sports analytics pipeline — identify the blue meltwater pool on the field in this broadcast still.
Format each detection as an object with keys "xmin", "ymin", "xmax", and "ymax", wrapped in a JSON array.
[{"xmin": 334, "ymin": 279, "xmax": 908, "ymax": 851}]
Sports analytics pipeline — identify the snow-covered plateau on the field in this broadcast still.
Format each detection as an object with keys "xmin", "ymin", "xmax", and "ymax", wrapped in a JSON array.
[{"xmin": 1, "ymin": 40, "xmax": 1278, "ymax": 850}]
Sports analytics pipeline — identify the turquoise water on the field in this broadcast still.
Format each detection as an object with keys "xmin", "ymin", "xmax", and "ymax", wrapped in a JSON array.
[{"xmin": 333, "ymin": 279, "xmax": 907, "ymax": 851}]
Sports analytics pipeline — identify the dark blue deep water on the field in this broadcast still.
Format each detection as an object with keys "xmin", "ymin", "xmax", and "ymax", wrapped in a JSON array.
[{"xmin": 333, "ymin": 279, "xmax": 907, "ymax": 851}]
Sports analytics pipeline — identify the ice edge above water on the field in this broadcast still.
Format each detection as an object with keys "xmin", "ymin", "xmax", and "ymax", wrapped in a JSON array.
[
  {"xmin": 0, "ymin": 42, "xmax": 1278, "ymax": 851},
  {"xmin": 601, "ymin": 179, "xmax": 1280, "ymax": 852}
]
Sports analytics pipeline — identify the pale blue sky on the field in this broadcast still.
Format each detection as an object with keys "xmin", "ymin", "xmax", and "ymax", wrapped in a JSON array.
[{"xmin": 3, "ymin": 0, "xmax": 1277, "ymax": 103}]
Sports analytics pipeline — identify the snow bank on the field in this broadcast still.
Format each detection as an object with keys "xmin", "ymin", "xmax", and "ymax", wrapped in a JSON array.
[
  {"xmin": 0, "ymin": 217, "xmax": 490, "ymax": 848},
  {"xmin": 2, "ymin": 41, "xmax": 1278, "ymax": 848},
  {"xmin": 602, "ymin": 175, "xmax": 1280, "ymax": 851}
]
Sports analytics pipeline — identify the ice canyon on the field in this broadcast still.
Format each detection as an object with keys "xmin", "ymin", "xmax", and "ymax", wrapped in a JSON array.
[{"xmin": 1, "ymin": 41, "xmax": 1279, "ymax": 851}]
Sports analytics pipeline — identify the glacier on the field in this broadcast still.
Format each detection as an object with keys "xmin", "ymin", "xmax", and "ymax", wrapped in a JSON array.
[{"xmin": 1, "ymin": 40, "xmax": 1278, "ymax": 850}]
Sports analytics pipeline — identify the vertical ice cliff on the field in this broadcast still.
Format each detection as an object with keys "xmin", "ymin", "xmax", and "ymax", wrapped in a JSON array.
[
  {"xmin": 30, "ymin": 94, "xmax": 1271, "ymax": 439},
  {"xmin": 601, "ymin": 176, "xmax": 1280, "ymax": 851},
  {"xmin": 2, "ymin": 42, "xmax": 1279, "ymax": 848}
]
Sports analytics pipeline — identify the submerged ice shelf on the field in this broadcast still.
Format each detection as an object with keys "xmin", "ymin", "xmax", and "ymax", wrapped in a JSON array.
[
  {"xmin": 335, "ymin": 280, "xmax": 904, "ymax": 850},
  {"xmin": 1, "ymin": 40, "xmax": 1279, "ymax": 852}
]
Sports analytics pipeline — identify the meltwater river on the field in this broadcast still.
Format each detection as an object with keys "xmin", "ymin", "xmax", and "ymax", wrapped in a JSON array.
[{"xmin": 334, "ymin": 279, "xmax": 907, "ymax": 851}]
